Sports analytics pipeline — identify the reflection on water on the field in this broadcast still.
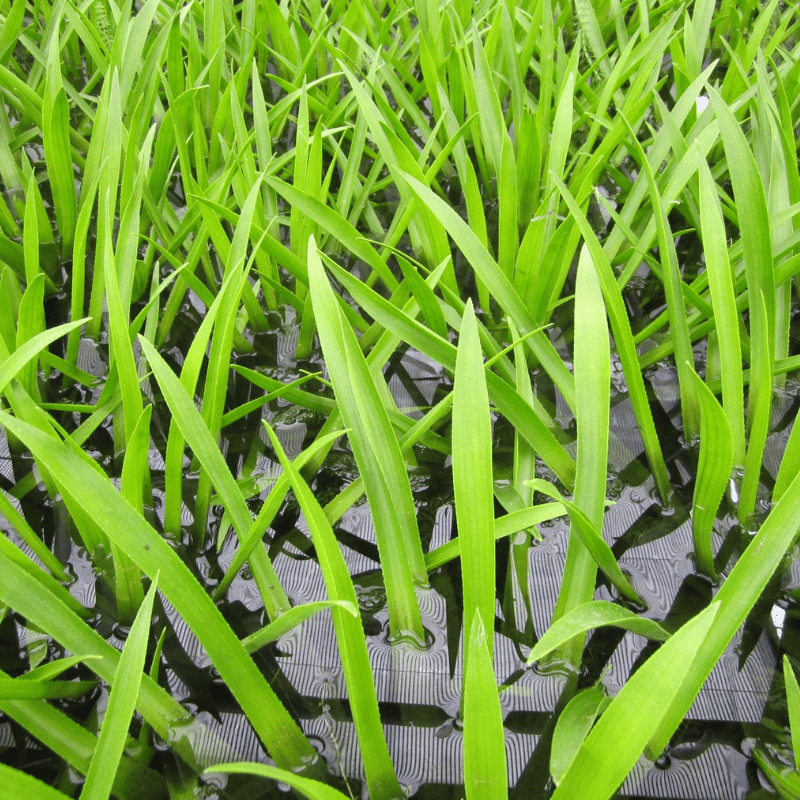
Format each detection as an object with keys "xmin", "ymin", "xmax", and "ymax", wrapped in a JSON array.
[{"xmin": 0, "ymin": 307, "xmax": 796, "ymax": 799}]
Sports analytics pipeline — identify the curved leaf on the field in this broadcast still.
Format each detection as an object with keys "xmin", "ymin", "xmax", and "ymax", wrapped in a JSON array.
[
  {"xmin": 242, "ymin": 601, "xmax": 358, "ymax": 654},
  {"xmin": 527, "ymin": 601, "xmax": 670, "ymax": 666},
  {"xmin": 0, "ymin": 320, "xmax": 88, "ymax": 395},
  {"xmin": 551, "ymin": 685, "xmax": 610, "ymax": 786},
  {"xmin": 528, "ymin": 480, "xmax": 643, "ymax": 606},
  {"xmin": 204, "ymin": 763, "xmax": 350, "ymax": 800},
  {"xmin": 551, "ymin": 603, "xmax": 719, "ymax": 800},
  {"xmin": 0, "ymin": 411, "xmax": 320, "ymax": 775}
]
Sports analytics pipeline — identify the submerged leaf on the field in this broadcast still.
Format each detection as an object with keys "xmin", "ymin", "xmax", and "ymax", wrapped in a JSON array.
[
  {"xmin": 753, "ymin": 749, "xmax": 800, "ymax": 800},
  {"xmin": 551, "ymin": 685, "xmax": 610, "ymax": 786}
]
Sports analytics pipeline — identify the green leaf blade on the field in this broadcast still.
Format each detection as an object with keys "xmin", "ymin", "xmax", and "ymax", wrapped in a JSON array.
[
  {"xmin": 463, "ymin": 612, "xmax": 507, "ymax": 800},
  {"xmin": 81, "ymin": 577, "xmax": 159, "ymax": 800},
  {"xmin": 552, "ymin": 603, "xmax": 719, "ymax": 800},
  {"xmin": 453, "ymin": 301, "xmax": 497, "ymax": 649},
  {"xmin": 307, "ymin": 236, "xmax": 425, "ymax": 640}
]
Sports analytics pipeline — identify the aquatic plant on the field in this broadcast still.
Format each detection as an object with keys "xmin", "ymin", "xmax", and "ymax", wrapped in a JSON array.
[{"xmin": 1, "ymin": 0, "xmax": 799, "ymax": 797}]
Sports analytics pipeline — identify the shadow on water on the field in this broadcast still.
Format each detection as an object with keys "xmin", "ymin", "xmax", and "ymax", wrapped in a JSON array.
[{"xmin": 2, "ymin": 290, "xmax": 800, "ymax": 798}]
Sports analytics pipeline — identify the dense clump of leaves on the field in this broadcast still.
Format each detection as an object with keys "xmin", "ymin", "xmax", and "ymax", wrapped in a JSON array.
[{"xmin": 1, "ymin": 0, "xmax": 800, "ymax": 797}]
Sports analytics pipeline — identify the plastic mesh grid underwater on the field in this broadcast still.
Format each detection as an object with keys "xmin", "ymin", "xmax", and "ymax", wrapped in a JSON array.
[{"xmin": 0, "ymin": 345, "xmax": 793, "ymax": 799}]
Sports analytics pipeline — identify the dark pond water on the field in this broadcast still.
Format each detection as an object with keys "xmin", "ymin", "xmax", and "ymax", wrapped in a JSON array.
[{"xmin": 2, "ymin": 286, "xmax": 799, "ymax": 799}]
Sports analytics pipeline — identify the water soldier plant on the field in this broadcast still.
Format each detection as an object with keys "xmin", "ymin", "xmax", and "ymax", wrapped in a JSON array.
[{"xmin": 1, "ymin": 0, "xmax": 800, "ymax": 797}]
